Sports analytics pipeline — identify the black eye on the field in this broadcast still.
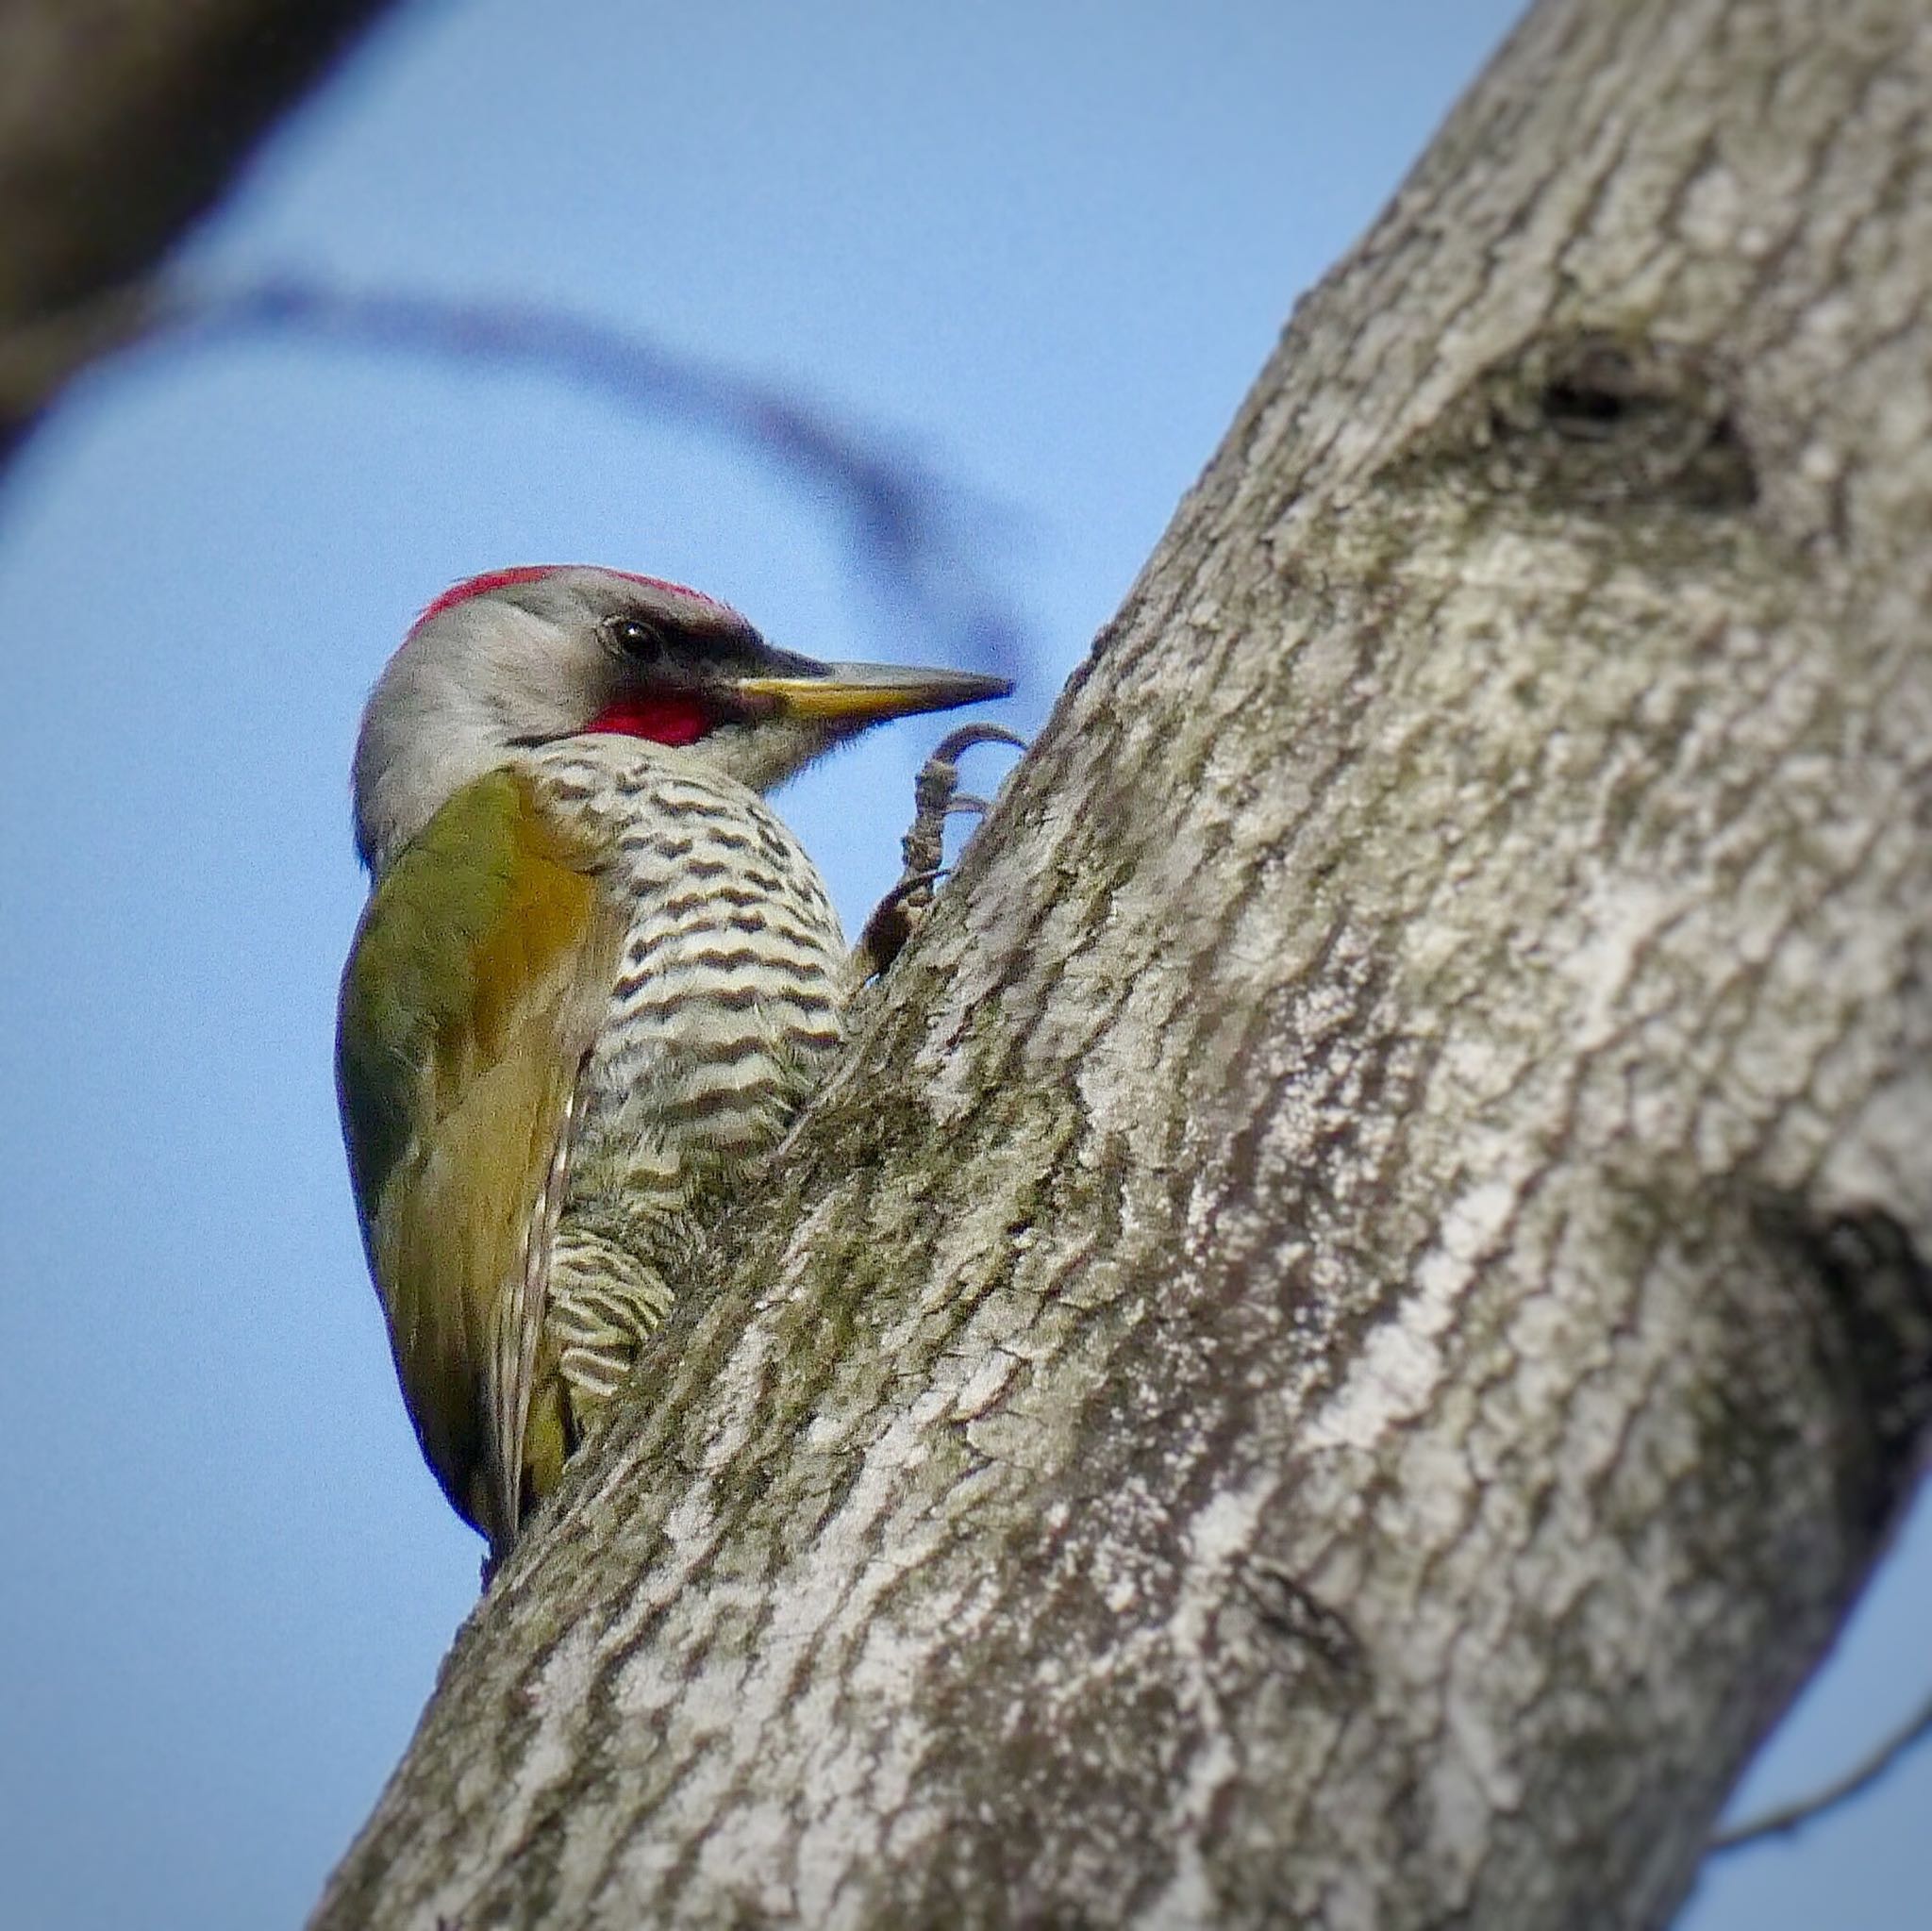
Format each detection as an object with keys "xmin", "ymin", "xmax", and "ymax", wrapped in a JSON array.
[{"xmin": 608, "ymin": 615, "xmax": 669, "ymax": 660}]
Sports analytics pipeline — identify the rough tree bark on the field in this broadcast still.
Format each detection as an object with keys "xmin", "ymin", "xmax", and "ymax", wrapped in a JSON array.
[
  {"xmin": 0, "ymin": 0, "xmax": 400, "ymax": 453},
  {"xmin": 316, "ymin": 2, "xmax": 1932, "ymax": 1926}
]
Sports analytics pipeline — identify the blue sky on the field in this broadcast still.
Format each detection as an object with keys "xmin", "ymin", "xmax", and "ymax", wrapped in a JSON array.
[{"xmin": 0, "ymin": 3, "xmax": 1924, "ymax": 1925}]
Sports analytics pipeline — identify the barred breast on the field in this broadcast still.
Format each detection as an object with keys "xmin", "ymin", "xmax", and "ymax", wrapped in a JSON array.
[{"xmin": 516, "ymin": 735, "xmax": 848, "ymax": 1416}]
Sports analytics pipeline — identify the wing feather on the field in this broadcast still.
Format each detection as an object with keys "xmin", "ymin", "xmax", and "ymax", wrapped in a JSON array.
[
  {"xmin": 493, "ymin": 1049, "xmax": 588, "ymax": 1545},
  {"xmin": 336, "ymin": 768, "xmax": 621, "ymax": 1556}
]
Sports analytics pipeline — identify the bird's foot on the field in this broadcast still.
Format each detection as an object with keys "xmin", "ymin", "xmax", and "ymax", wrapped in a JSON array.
[{"xmin": 856, "ymin": 724, "xmax": 1026, "ymax": 981}]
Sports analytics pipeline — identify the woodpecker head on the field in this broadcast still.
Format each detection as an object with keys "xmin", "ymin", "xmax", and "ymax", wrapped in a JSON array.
[{"xmin": 351, "ymin": 564, "xmax": 1011, "ymax": 873}]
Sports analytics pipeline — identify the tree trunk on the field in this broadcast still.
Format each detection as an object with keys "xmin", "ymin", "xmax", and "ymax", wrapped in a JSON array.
[
  {"xmin": 0, "ymin": 0, "xmax": 399, "ymax": 452},
  {"xmin": 315, "ymin": 2, "xmax": 1932, "ymax": 1925}
]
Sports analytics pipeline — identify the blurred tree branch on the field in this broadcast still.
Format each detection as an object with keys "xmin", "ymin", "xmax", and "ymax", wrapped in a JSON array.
[
  {"xmin": 156, "ymin": 279, "xmax": 1027, "ymax": 678},
  {"xmin": 0, "ymin": 0, "xmax": 1030, "ymax": 674},
  {"xmin": 0, "ymin": 0, "xmax": 402, "ymax": 455},
  {"xmin": 1709, "ymin": 1688, "xmax": 1932, "ymax": 1857}
]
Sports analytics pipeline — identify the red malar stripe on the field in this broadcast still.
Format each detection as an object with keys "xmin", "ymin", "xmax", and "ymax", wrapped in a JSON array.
[{"xmin": 586, "ymin": 693, "xmax": 712, "ymax": 745}]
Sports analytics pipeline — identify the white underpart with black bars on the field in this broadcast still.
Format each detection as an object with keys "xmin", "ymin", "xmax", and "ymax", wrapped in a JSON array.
[{"xmin": 515, "ymin": 733, "xmax": 847, "ymax": 1421}]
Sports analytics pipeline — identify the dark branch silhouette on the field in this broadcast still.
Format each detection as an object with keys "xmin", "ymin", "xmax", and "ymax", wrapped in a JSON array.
[
  {"xmin": 0, "ymin": 0, "xmax": 403, "ymax": 457},
  {"xmin": 1708, "ymin": 1687, "xmax": 1932, "ymax": 1856},
  {"xmin": 149, "ymin": 279, "xmax": 1033, "ymax": 683}
]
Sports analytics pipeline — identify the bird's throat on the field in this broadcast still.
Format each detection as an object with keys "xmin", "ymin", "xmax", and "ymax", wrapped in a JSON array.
[{"xmin": 586, "ymin": 692, "xmax": 712, "ymax": 746}]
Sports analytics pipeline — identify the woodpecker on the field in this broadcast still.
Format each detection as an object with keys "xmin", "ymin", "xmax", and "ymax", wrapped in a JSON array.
[{"xmin": 336, "ymin": 565, "xmax": 1011, "ymax": 1563}]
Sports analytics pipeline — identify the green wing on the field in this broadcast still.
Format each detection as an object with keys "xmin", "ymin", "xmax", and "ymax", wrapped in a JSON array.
[{"xmin": 336, "ymin": 768, "xmax": 619, "ymax": 1554}]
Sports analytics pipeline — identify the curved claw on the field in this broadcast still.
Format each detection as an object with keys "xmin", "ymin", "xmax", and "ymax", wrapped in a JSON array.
[
  {"xmin": 853, "ymin": 864, "xmax": 954, "ymax": 984},
  {"xmin": 874, "ymin": 865, "xmax": 947, "ymax": 914},
  {"xmin": 866, "ymin": 723, "xmax": 1025, "ymax": 985},
  {"xmin": 929, "ymin": 721, "xmax": 1027, "ymax": 766}
]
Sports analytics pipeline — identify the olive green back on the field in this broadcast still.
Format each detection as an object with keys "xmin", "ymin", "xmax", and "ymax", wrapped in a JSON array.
[{"xmin": 336, "ymin": 768, "xmax": 616, "ymax": 1549}]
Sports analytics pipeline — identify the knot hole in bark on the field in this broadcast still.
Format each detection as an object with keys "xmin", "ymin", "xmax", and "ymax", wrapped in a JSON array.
[
  {"xmin": 1761, "ymin": 1194, "xmax": 1932, "ymax": 1536},
  {"xmin": 1383, "ymin": 326, "xmax": 1758, "ymax": 515}
]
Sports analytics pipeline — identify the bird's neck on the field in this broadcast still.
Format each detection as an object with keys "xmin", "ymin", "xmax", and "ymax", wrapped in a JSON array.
[{"xmin": 354, "ymin": 683, "xmax": 520, "ymax": 876}]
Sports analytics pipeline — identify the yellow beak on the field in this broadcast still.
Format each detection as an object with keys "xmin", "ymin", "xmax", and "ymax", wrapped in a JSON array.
[{"xmin": 732, "ymin": 661, "xmax": 1013, "ymax": 724}]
